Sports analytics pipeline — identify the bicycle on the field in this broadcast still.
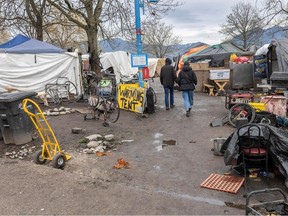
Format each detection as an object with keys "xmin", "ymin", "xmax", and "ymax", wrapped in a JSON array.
[
  {"xmin": 45, "ymin": 77, "xmax": 79, "ymax": 107},
  {"xmin": 83, "ymin": 71, "xmax": 120, "ymax": 126}
]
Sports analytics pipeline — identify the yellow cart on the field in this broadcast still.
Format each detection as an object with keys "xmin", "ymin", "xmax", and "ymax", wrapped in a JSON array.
[{"xmin": 22, "ymin": 98, "xmax": 71, "ymax": 169}]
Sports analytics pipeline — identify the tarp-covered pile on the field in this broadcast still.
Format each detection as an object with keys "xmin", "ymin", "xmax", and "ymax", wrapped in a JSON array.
[{"xmin": 222, "ymin": 123, "xmax": 288, "ymax": 182}]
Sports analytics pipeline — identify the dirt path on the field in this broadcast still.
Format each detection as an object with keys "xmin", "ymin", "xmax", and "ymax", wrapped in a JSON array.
[{"xmin": 0, "ymin": 78, "xmax": 285, "ymax": 215}]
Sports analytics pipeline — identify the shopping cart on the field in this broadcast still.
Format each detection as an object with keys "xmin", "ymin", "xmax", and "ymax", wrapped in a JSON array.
[
  {"xmin": 22, "ymin": 98, "xmax": 71, "ymax": 169},
  {"xmin": 246, "ymin": 188, "xmax": 288, "ymax": 215}
]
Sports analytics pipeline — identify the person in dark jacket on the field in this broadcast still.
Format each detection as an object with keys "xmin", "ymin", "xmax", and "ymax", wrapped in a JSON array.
[
  {"xmin": 177, "ymin": 61, "xmax": 197, "ymax": 117},
  {"xmin": 160, "ymin": 58, "xmax": 177, "ymax": 110}
]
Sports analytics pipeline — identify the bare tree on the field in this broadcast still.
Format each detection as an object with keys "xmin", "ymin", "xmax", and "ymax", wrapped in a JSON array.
[
  {"xmin": 142, "ymin": 19, "xmax": 182, "ymax": 58},
  {"xmin": 46, "ymin": 0, "xmax": 180, "ymax": 72},
  {"xmin": 220, "ymin": 2, "xmax": 264, "ymax": 49},
  {"xmin": 0, "ymin": 0, "xmax": 51, "ymax": 40},
  {"xmin": 262, "ymin": 0, "xmax": 288, "ymax": 32}
]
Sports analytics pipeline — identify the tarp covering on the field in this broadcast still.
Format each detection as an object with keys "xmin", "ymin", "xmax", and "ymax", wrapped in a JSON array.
[
  {"xmin": 269, "ymin": 39, "xmax": 288, "ymax": 73},
  {"xmin": 222, "ymin": 123, "xmax": 288, "ymax": 181},
  {"xmin": 187, "ymin": 42, "xmax": 252, "ymax": 67},
  {"xmin": 178, "ymin": 45, "xmax": 208, "ymax": 70},
  {"xmin": 0, "ymin": 34, "xmax": 30, "ymax": 49},
  {"xmin": 0, "ymin": 52, "xmax": 81, "ymax": 93},
  {"xmin": 1, "ymin": 38, "xmax": 65, "ymax": 54},
  {"xmin": 0, "ymin": 35, "xmax": 81, "ymax": 93},
  {"xmin": 99, "ymin": 51, "xmax": 138, "ymax": 83}
]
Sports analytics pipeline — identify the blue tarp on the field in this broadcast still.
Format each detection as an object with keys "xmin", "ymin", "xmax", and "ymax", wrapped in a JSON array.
[
  {"xmin": 0, "ymin": 35, "xmax": 65, "ymax": 54},
  {"xmin": 0, "ymin": 34, "xmax": 30, "ymax": 48}
]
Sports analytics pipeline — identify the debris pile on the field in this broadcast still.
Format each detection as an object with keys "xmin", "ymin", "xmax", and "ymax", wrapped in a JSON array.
[
  {"xmin": 43, "ymin": 107, "xmax": 76, "ymax": 116},
  {"xmin": 4, "ymin": 145, "xmax": 36, "ymax": 159},
  {"xmin": 81, "ymin": 134, "xmax": 122, "ymax": 154}
]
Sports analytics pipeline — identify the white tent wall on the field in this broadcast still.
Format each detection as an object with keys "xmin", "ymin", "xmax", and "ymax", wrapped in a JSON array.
[
  {"xmin": 0, "ymin": 52, "xmax": 82, "ymax": 94},
  {"xmin": 100, "ymin": 51, "xmax": 138, "ymax": 83},
  {"xmin": 99, "ymin": 51, "xmax": 159, "ymax": 83}
]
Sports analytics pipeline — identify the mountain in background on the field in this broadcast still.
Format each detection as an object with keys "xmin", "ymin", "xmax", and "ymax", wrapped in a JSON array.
[
  {"xmin": 98, "ymin": 38, "xmax": 205, "ymax": 58},
  {"xmin": 231, "ymin": 26, "xmax": 287, "ymax": 48},
  {"xmin": 93, "ymin": 26, "xmax": 287, "ymax": 57}
]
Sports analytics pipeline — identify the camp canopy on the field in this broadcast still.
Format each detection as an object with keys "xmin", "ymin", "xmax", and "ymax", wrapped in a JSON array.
[
  {"xmin": 187, "ymin": 42, "xmax": 252, "ymax": 67},
  {"xmin": 0, "ymin": 35, "xmax": 81, "ymax": 94}
]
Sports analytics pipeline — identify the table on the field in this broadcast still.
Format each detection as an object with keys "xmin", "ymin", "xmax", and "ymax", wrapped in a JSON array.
[{"xmin": 209, "ymin": 79, "xmax": 229, "ymax": 96}]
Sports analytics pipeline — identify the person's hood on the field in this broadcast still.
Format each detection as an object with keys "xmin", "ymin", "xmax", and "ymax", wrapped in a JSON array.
[{"xmin": 182, "ymin": 65, "xmax": 192, "ymax": 72}]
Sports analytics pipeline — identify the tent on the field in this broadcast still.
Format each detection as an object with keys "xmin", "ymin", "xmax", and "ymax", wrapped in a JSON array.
[
  {"xmin": 0, "ymin": 34, "xmax": 30, "ymax": 49},
  {"xmin": 83, "ymin": 51, "xmax": 159, "ymax": 83},
  {"xmin": 0, "ymin": 35, "xmax": 82, "ymax": 94},
  {"xmin": 187, "ymin": 42, "xmax": 252, "ymax": 67},
  {"xmin": 254, "ymin": 39, "xmax": 288, "ymax": 79}
]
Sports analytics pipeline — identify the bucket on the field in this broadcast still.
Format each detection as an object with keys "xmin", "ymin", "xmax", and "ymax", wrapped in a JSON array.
[{"xmin": 213, "ymin": 138, "xmax": 226, "ymax": 156}]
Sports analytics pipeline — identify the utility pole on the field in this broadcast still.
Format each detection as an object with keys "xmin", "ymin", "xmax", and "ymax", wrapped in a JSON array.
[{"xmin": 132, "ymin": 0, "xmax": 158, "ymax": 88}]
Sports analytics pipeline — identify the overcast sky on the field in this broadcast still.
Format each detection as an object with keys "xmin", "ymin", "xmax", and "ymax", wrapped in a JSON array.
[{"xmin": 163, "ymin": 0, "xmax": 263, "ymax": 45}]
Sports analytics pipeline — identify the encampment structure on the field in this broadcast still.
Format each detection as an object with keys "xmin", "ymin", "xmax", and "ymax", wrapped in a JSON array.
[{"xmin": 0, "ymin": 34, "xmax": 82, "ymax": 94}]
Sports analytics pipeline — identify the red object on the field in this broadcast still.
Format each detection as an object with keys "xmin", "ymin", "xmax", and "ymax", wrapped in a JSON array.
[
  {"xmin": 233, "ymin": 56, "xmax": 250, "ymax": 63},
  {"xmin": 142, "ymin": 67, "xmax": 150, "ymax": 79}
]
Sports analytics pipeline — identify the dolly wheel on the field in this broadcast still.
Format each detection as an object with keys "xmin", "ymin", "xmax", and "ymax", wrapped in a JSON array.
[
  {"xmin": 52, "ymin": 153, "xmax": 66, "ymax": 169},
  {"xmin": 33, "ymin": 149, "xmax": 47, "ymax": 165}
]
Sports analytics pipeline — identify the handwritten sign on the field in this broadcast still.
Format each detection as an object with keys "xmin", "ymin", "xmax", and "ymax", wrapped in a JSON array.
[{"xmin": 118, "ymin": 84, "xmax": 146, "ymax": 113}]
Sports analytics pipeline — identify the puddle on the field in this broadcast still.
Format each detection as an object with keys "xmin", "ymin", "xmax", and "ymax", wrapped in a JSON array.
[
  {"xmin": 162, "ymin": 139, "xmax": 177, "ymax": 145},
  {"xmin": 156, "ymin": 190, "xmax": 225, "ymax": 206}
]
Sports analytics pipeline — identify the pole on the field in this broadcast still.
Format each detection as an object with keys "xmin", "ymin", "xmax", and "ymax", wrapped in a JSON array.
[{"xmin": 134, "ymin": 0, "xmax": 144, "ymax": 88}]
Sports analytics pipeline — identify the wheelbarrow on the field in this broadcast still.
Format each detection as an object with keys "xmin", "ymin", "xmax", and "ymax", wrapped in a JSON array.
[
  {"xmin": 246, "ymin": 188, "xmax": 288, "ymax": 215},
  {"xmin": 22, "ymin": 98, "xmax": 71, "ymax": 169}
]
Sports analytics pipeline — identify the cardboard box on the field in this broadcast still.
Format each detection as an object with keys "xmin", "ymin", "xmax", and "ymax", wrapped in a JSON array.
[
  {"xmin": 190, "ymin": 63, "xmax": 209, "ymax": 71},
  {"xmin": 209, "ymin": 69, "xmax": 230, "ymax": 80}
]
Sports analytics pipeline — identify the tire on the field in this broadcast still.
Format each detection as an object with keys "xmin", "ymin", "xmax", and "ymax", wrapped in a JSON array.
[
  {"xmin": 228, "ymin": 103, "xmax": 256, "ymax": 127},
  {"xmin": 33, "ymin": 149, "xmax": 47, "ymax": 165},
  {"xmin": 46, "ymin": 86, "xmax": 62, "ymax": 107},
  {"xmin": 52, "ymin": 153, "xmax": 66, "ymax": 169},
  {"xmin": 64, "ymin": 81, "xmax": 79, "ymax": 100},
  {"xmin": 105, "ymin": 96, "xmax": 120, "ymax": 123}
]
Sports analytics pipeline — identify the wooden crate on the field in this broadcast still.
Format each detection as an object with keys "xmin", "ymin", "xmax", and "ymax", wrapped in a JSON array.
[{"xmin": 194, "ymin": 70, "xmax": 210, "ymax": 92}]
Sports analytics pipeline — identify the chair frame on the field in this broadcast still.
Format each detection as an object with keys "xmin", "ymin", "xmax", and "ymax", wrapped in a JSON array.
[{"xmin": 237, "ymin": 123, "xmax": 271, "ymax": 195}]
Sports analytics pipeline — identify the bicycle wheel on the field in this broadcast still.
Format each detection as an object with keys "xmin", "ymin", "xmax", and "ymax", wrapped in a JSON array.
[
  {"xmin": 228, "ymin": 103, "xmax": 256, "ymax": 127},
  {"xmin": 46, "ymin": 86, "xmax": 62, "ymax": 107},
  {"xmin": 64, "ymin": 81, "xmax": 79, "ymax": 100},
  {"xmin": 105, "ymin": 96, "xmax": 120, "ymax": 123}
]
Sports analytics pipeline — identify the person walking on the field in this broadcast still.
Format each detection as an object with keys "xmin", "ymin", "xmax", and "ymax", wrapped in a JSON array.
[
  {"xmin": 160, "ymin": 58, "xmax": 177, "ymax": 110},
  {"xmin": 177, "ymin": 61, "xmax": 197, "ymax": 117}
]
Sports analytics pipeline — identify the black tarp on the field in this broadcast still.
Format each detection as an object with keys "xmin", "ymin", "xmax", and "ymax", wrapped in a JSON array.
[{"xmin": 222, "ymin": 123, "xmax": 288, "ymax": 181}]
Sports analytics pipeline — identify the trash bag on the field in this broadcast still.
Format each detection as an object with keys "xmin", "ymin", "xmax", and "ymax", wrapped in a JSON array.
[{"xmin": 145, "ymin": 87, "xmax": 155, "ymax": 114}]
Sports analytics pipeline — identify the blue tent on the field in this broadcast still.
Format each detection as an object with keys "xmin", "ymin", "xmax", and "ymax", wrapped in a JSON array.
[
  {"xmin": 6, "ymin": 38, "xmax": 65, "ymax": 54},
  {"xmin": 0, "ymin": 35, "xmax": 65, "ymax": 53},
  {"xmin": 0, "ymin": 34, "xmax": 30, "ymax": 48}
]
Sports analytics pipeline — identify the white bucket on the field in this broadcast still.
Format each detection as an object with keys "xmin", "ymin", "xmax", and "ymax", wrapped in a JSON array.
[{"xmin": 212, "ymin": 138, "xmax": 226, "ymax": 156}]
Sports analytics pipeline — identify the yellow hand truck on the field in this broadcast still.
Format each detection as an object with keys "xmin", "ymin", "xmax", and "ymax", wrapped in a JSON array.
[{"xmin": 22, "ymin": 98, "xmax": 71, "ymax": 169}]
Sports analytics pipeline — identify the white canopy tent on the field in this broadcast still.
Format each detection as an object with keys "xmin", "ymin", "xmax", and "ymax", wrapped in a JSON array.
[{"xmin": 0, "ymin": 36, "xmax": 82, "ymax": 94}]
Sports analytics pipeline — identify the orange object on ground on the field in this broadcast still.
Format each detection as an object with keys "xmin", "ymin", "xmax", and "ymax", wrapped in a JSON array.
[
  {"xmin": 113, "ymin": 158, "xmax": 130, "ymax": 169},
  {"xmin": 201, "ymin": 173, "xmax": 244, "ymax": 194}
]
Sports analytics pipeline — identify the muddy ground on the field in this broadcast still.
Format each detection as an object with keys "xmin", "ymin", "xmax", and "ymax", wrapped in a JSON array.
[{"xmin": 0, "ymin": 78, "xmax": 287, "ymax": 215}]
